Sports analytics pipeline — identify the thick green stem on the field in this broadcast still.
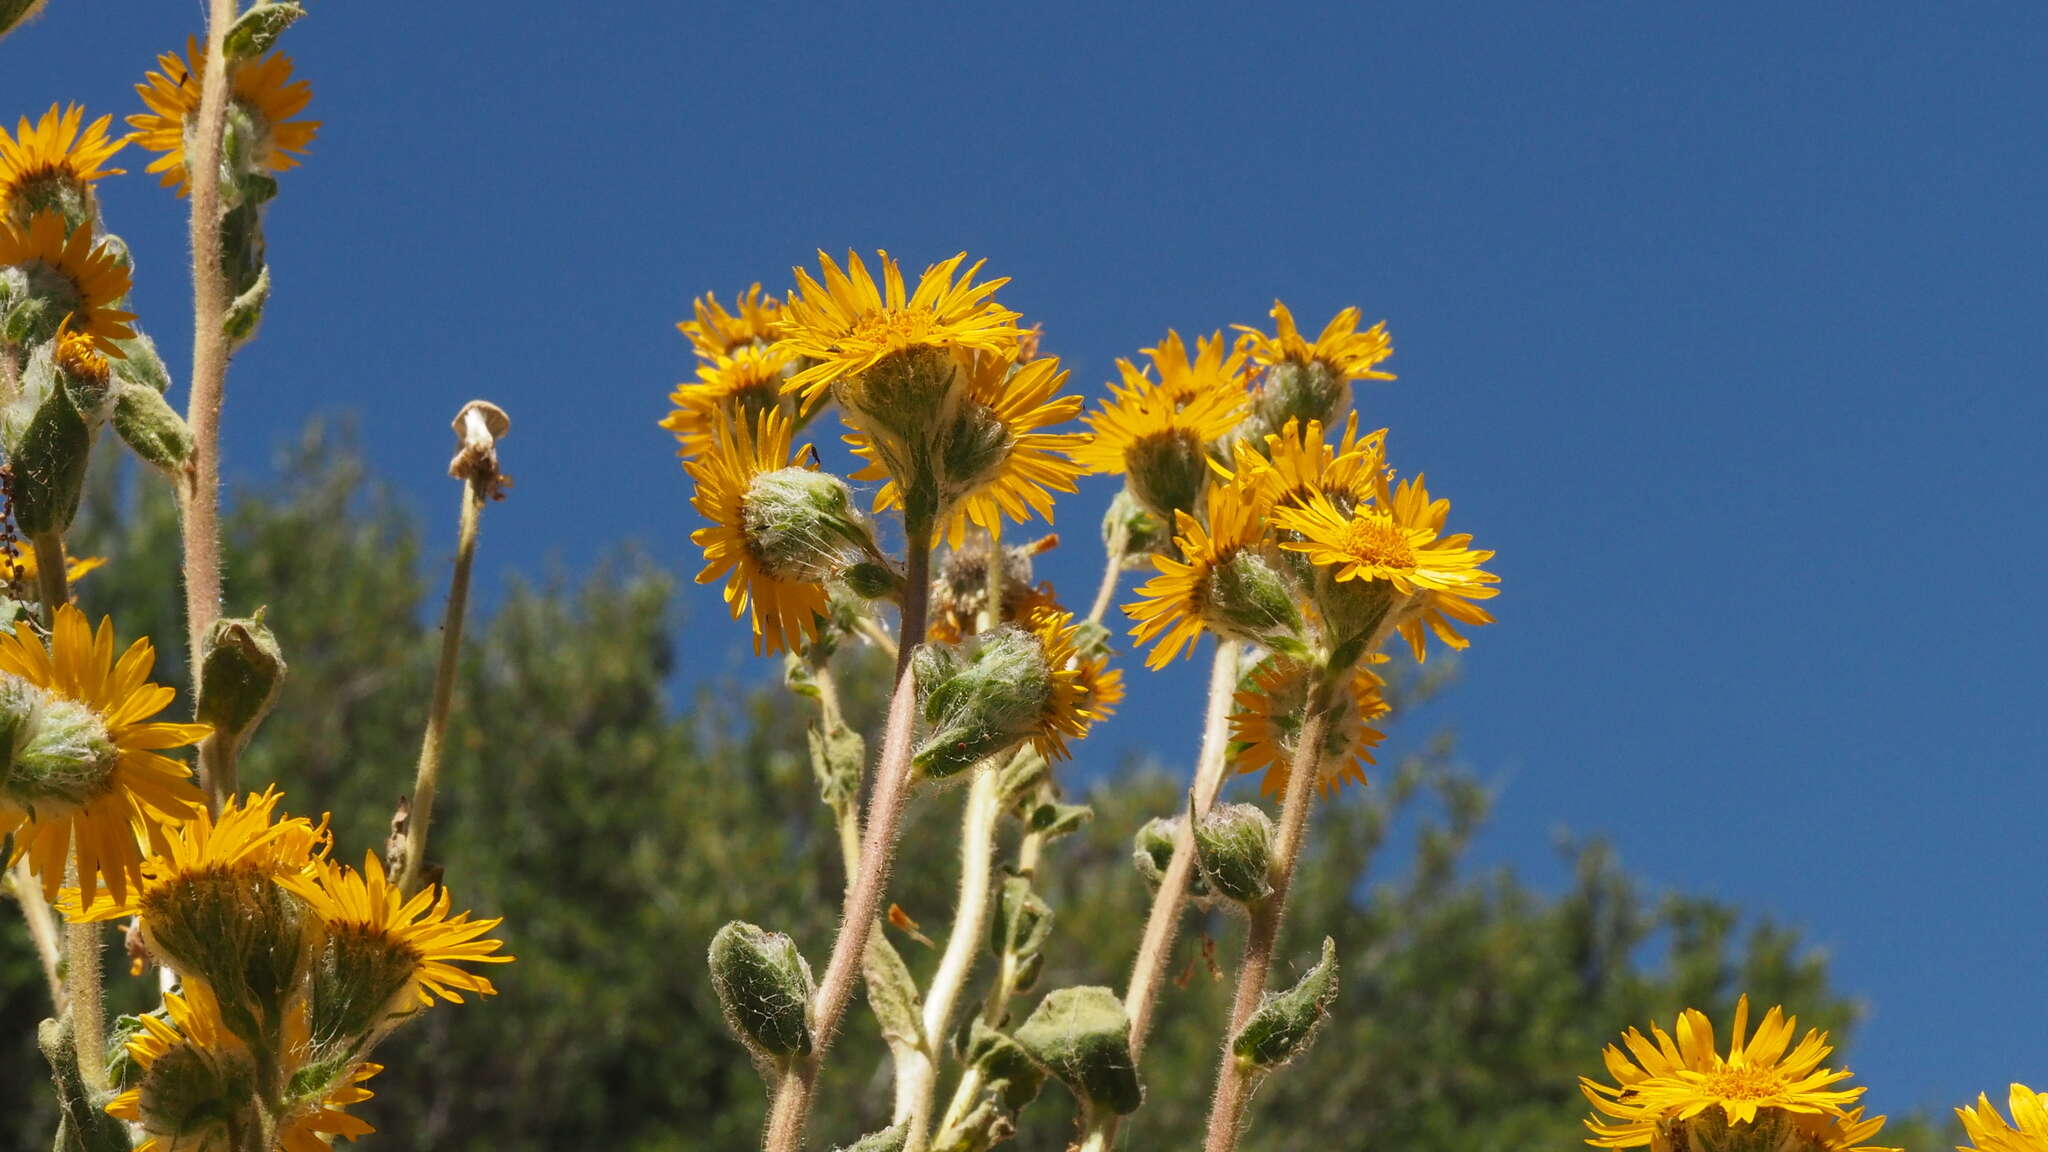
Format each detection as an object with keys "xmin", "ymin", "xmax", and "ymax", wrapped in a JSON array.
[
  {"xmin": 398, "ymin": 475, "xmax": 485, "ymax": 897},
  {"xmin": 765, "ymin": 525, "xmax": 933, "ymax": 1152},
  {"xmin": 1201, "ymin": 677, "xmax": 1335, "ymax": 1152}
]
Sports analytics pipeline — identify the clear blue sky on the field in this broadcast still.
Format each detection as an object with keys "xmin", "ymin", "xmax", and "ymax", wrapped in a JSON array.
[{"xmin": 9, "ymin": 0, "xmax": 2044, "ymax": 1120}]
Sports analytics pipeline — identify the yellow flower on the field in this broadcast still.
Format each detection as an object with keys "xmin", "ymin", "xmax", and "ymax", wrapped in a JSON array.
[
  {"xmin": 1124, "ymin": 482, "xmax": 1268, "ymax": 669},
  {"xmin": 62, "ymin": 785, "xmax": 327, "ymax": 922},
  {"xmin": 1960, "ymin": 1085, "xmax": 2048, "ymax": 1152},
  {"xmin": 0, "ymin": 606, "xmax": 206, "ymax": 905},
  {"xmin": 0, "ymin": 210, "xmax": 137, "ymax": 352},
  {"xmin": 851, "ymin": 351, "xmax": 1089, "ymax": 547},
  {"xmin": 1582, "ymin": 997, "xmax": 1879, "ymax": 1150},
  {"xmin": 0, "ymin": 103, "xmax": 128, "ymax": 222},
  {"xmin": 1229, "ymin": 659, "xmax": 1386, "ymax": 798},
  {"xmin": 1274, "ymin": 468, "xmax": 1498, "ymax": 660},
  {"xmin": 130, "ymin": 38, "xmax": 319, "ymax": 196},
  {"xmin": 1234, "ymin": 300, "xmax": 1395, "ymax": 383},
  {"xmin": 105, "ymin": 989, "xmax": 380, "ymax": 1152},
  {"xmin": 281, "ymin": 850, "xmax": 512, "ymax": 1013},
  {"xmin": 662, "ymin": 344, "xmax": 797, "ymax": 459},
  {"xmin": 1223, "ymin": 413, "xmax": 1388, "ymax": 514},
  {"xmin": 775, "ymin": 249, "xmax": 1023, "ymax": 403},
  {"xmin": 678, "ymin": 283, "xmax": 784, "ymax": 361},
  {"xmin": 0, "ymin": 544, "xmax": 105, "ymax": 598},
  {"xmin": 1022, "ymin": 607, "xmax": 1099, "ymax": 760},
  {"xmin": 1068, "ymin": 360, "xmax": 1246, "ymax": 478},
  {"xmin": 1135, "ymin": 328, "xmax": 1250, "ymax": 407},
  {"xmin": 687, "ymin": 407, "xmax": 833, "ymax": 655}
]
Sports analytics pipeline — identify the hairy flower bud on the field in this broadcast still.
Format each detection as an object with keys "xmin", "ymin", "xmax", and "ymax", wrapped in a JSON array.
[
  {"xmin": 1233, "ymin": 937, "xmax": 1339, "ymax": 1070},
  {"xmin": 113, "ymin": 382, "xmax": 195, "ymax": 472},
  {"xmin": 913, "ymin": 627, "xmax": 1051, "ymax": 779},
  {"xmin": 224, "ymin": 1, "xmax": 305, "ymax": 57},
  {"xmin": 1013, "ymin": 986, "xmax": 1142, "ymax": 1116},
  {"xmin": 1, "ymin": 0, "xmax": 53, "ymax": 43},
  {"xmin": 987, "ymin": 875, "xmax": 1052, "ymax": 963},
  {"xmin": 196, "ymin": 615, "xmax": 286, "ymax": 752},
  {"xmin": 1194, "ymin": 802, "xmax": 1276, "ymax": 905},
  {"xmin": 0, "ymin": 674, "xmax": 116, "ymax": 817},
  {"xmin": 1205, "ymin": 550, "xmax": 1307, "ymax": 656},
  {"xmin": 708, "ymin": 921, "xmax": 815, "ymax": 1065},
  {"xmin": 8, "ymin": 354, "xmax": 93, "ymax": 537},
  {"xmin": 1102, "ymin": 488, "xmax": 1168, "ymax": 570},
  {"xmin": 742, "ymin": 467, "xmax": 877, "ymax": 583}
]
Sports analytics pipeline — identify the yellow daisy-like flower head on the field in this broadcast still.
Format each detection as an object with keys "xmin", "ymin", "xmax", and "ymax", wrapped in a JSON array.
[
  {"xmin": 1274, "ymin": 467, "xmax": 1497, "ymax": 662},
  {"xmin": 0, "ymin": 544, "xmax": 105, "ymax": 600},
  {"xmin": 1139, "ymin": 328, "xmax": 1251, "ymax": 408},
  {"xmin": 1123, "ymin": 481, "xmax": 1280, "ymax": 669},
  {"xmin": 1235, "ymin": 300, "xmax": 1395, "ymax": 383},
  {"xmin": 0, "ymin": 606, "xmax": 206, "ymax": 905},
  {"xmin": 1020, "ymin": 607, "xmax": 1102, "ymax": 761},
  {"xmin": 687, "ymin": 407, "xmax": 836, "ymax": 655},
  {"xmin": 0, "ymin": 103, "xmax": 128, "ymax": 226},
  {"xmin": 1229, "ymin": 659, "xmax": 1387, "ymax": 798},
  {"xmin": 662, "ymin": 344, "xmax": 797, "ymax": 459},
  {"xmin": 851, "ymin": 350, "xmax": 1089, "ymax": 547},
  {"xmin": 1224, "ymin": 413, "xmax": 1389, "ymax": 516},
  {"xmin": 1070, "ymin": 367, "xmax": 1246, "ymax": 522},
  {"xmin": 0, "ymin": 210, "xmax": 136, "ymax": 352},
  {"xmin": 1582, "ymin": 997, "xmax": 1879, "ymax": 1151},
  {"xmin": 776, "ymin": 249, "xmax": 1023, "ymax": 406},
  {"xmin": 130, "ymin": 38, "xmax": 319, "ymax": 196},
  {"xmin": 1960, "ymin": 1085, "xmax": 2048, "ymax": 1152},
  {"xmin": 678, "ymin": 283, "xmax": 784, "ymax": 361},
  {"xmin": 280, "ymin": 851, "xmax": 512, "ymax": 1045}
]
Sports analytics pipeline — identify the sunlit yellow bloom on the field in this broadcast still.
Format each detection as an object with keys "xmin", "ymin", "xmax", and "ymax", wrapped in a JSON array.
[
  {"xmin": 1022, "ymin": 607, "xmax": 1098, "ymax": 760},
  {"xmin": 0, "ymin": 544, "xmax": 105, "ymax": 598},
  {"xmin": 687, "ymin": 407, "xmax": 832, "ymax": 655},
  {"xmin": 62, "ymin": 785, "xmax": 326, "ymax": 923},
  {"xmin": 851, "ymin": 351, "xmax": 1089, "ymax": 546},
  {"xmin": 1223, "ymin": 414, "xmax": 1388, "ymax": 514},
  {"xmin": 0, "ymin": 210, "xmax": 136, "ymax": 351},
  {"xmin": 1068, "ymin": 361, "xmax": 1246, "ymax": 477},
  {"xmin": 678, "ymin": 283, "xmax": 784, "ymax": 361},
  {"xmin": 1134, "ymin": 328, "xmax": 1249, "ymax": 407},
  {"xmin": 1960, "ymin": 1084, "xmax": 2048, "ymax": 1152},
  {"xmin": 776, "ymin": 250, "xmax": 1023, "ymax": 402},
  {"xmin": 282, "ymin": 850, "xmax": 512, "ymax": 1011},
  {"xmin": 278, "ymin": 1060, "xmax": 380, "ymax": 1152},
  {"xmin": 662, "ymin": 344, "xmax": 796, "ymax": 459},
  {"xmin": 1582, "ymin": 997, "xmax": 1877, "ymax": 1150},
  {"xmin": 130, "ymin": 38, "xmax": 319, "ymax": 196},
  {"xmin": 1234, "ymin": 300, "xmax": 1395, "ymax": 383},
  {"xmin": 0, "ymin": 606, "xmax": 206, "ymax": 905},
  {"xmin": 1229, "ymin": 660, "xmax": 1386, "ymax": 798},
  {"xmin": 0, "ymin": 103, "xmax": 128, "ymax": 221},
  {"xmin": 1124, "ymin": 482, "xmax": 1268, "ymax": 669}
]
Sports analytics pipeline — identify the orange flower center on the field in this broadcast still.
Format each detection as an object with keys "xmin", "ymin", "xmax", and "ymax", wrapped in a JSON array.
[
  {"xmin": 845, "ymin": 307, "xmax": 939, "ymax": 351},
  {"xmin": 1335, "ymin": 513, "xmax": 1415, "ymax": 570},
  {"xmin": 1700, "ymin": 1065, "xmax": 1784, "ymax": 1103}
]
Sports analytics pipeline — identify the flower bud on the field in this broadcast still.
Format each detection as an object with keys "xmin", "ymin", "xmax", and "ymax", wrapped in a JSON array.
[
  {"xmin": 224, "ymin": 1, "xmax": 305, "ymax": 57},
  {"xmin": 743, "ymin": 467, "xmax": 877, "ymax": 584},
  {"xmin": 708, "ymin": 921, "xmax": 815, "ymax": 1065},
  {"xmin": 9, "ymin": 358, "xmax": 92, "ymax": 537},
  {"xmin": 913, "ymin": 628, "xmax": 1051, "ymax": 779},
  {"xmin": 1, "ymin": 0, "xmax": 53, "ymax": 43},
  {"xmin": 1013, "ymin": 986, "xmax": 1142, "ymax": 1116},
  {"xmin": 0, "ymin": 675, "xmax": 117, "ymax": 812},
  {"xmin": 1024, "ymin": 800, "xmax": 1092, "ymax": 840},
  {"xmin": 1205, "ymin": 550, "xmax": 1307, "ymax": 656},
  {"xmin": 987, "ymin": 876, "xmax": 1051, "ymax": 962},
  {"xmin": 1194, "ymin": 802, "xmax": 1276, "ymax": 905},
  {"xmin": 111, "ymin": 331, "xmax": 173, "ymax": 394},
  {"xmin": 196, "ymin": 615, "xmax": 286, "ymax": 753},
  {"xmin": 1233, "ymin": 937, "xmax": 1339, "ymax": 1071},
  {"xmin": 113, "ymin": 382, "xmax": 195, "ymax": 472},
  {"xmin": 222, "ymin": 263, "xmax": 270, "ymax": 346},
  {"xmin": 1102, "ymin": 488, "xmax": 1168, "ymax": 570},
  {"xmin": 841, "ymin": 560, "xmax": 902, "ymax": 601},
  {"xmin": 54, "ymin": 329, "xmax": 113, "ymax": 413}
]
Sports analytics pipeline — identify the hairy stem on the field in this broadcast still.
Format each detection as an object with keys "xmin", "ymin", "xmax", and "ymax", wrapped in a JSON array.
[
  {"xmin": 180, "ymin": 0, "xmax": 240, "ymax": 814},
  {"xmin": 1122, "ymin": 639, "xmax": 1239, "ymax": 1055},
  {"xmin": 398, "ymin": 475, "xmax": 485, "ymax": 897},
  {"xmin": 8, "ymin": 858, "xmax": 64, "ymax": 1009},
  {"xmin": 1201, "ymin": 678, "xmax": 1334, "ymax": 1152},
  {"xmin": 1086, "ymin": 518, "xmax": 1129, "ymax": 627},
  {"xmin": 765, "ymin": 528, "xmax": 933, "ymax": 1152}
]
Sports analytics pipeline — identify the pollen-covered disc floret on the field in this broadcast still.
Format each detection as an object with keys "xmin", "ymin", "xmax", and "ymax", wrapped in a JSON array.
[
  {"xmin": 678, "ymin": 283, "xmax": 784, "ymax": 361},
  {"xmin": 1960, "ymin": 1085, "xmax": 2048, "ymax": 1152},
  {"xmin": 1234, "ymin": 300, "xmax": 1395, "ymax": 383},
  {"xmin": 1229, "ymin": 659, "xmax": 1387, "ymax": 798},
  {"xmin": 688, "ymin": 407, "xmax": 834, "ymax": 655},
  {"xmin": 0, "ymin": 210, "xmax": 137, "ymax": 351},
  {"xmin": 663, "ymin": 344, "xmax": 796, "ymax": 459},
  {"xmin": 1581, "ymin": 997, "xmax": 1893, "ymax": 1152},
  {"xmin": 0, "ymin": 103, "xmax": 128, "ymax": 224},
  {"xmin": 776, "ymin": 250, "xmax": 1023, "ymax": 403},
  {"xmin": 0, "ymin": 605, "xmax": 206, "ymax": 905},
  {"xmin": 851, "ymin": 350, "xmax": 1089, "ymax": 546},
  {"xmin": 130, "ymin": 38, "xmax": 319, "ymax": 196},
  {"xmin": 1124, "ymin": 482, "xmax": 1270, "ymax": 669}
]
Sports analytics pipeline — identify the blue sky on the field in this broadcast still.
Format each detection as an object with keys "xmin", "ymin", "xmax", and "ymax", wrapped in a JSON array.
[{"xmin": 8, "ymin": 0, "xmax": 2045, "ymax": 1120}]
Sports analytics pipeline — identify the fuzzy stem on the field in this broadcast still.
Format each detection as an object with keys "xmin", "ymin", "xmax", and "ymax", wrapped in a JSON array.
[
  {"xmin": 1076, "ymin": 1104, "xmax": 1119, "ymax": 1152},
  {"xmin": 901, "ymin": 763, "xmax": 1004, "ymax": 1152},
  {"xmin": 765, "ymin": 527, "xmax": 933, "ymax": 1152},
  {"xmin": 398, "ymin": 474, "xmax": 485, "ymax": 897},
  {"xmin": 180, "ymin": 0, "xmax": 239, "ymax": 815},
  {"xmin": 1121, "ymin": 640, "xmax": 1239, "ymax": 1056},
  {"xmin": 1085, "ymin": 520, "xmax": 1128, "ymax": 627},
  {"xmin": 1200, "ymin": 677, "xmax": 1335, "ymax": 1152},
  {"xmin": 8, "ymin": 858, "xmax": 64, "ymax": 1009}
]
